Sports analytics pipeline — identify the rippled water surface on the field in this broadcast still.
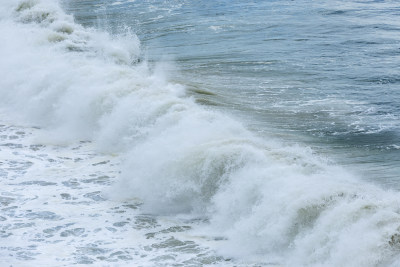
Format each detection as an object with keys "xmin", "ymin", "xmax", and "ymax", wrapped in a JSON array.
[
  {"xmin": 1, "ymin": 0, "xmax": 400, "ymax": 266},
  {"xmin": 63, "ymin": 0, "xmax": 400, "ymax": 185}
]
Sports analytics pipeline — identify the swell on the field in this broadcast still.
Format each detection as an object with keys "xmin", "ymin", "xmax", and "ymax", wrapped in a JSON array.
[{"xmin": 1, "ymin": 1, "xmax": 400, "ymax": 266}]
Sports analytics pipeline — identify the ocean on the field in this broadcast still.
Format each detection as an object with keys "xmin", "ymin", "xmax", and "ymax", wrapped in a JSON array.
[{"xmin": 1, "ymin": 0, "xmax": 399, "ymax": 266}]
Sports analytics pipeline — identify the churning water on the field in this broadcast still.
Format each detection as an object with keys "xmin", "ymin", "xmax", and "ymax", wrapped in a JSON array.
[{"xmin": 1, "ymin": 0, "xmax": 400, "ymax": 266}]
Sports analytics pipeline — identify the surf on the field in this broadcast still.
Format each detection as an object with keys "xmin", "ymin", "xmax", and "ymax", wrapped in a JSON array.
[{"xmin": 1, "ymin": 0, "xmax": 400, "ymax": 266}]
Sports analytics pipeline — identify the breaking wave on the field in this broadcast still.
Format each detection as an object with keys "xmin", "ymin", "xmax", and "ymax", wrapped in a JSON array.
[{"xmin": 1, "ymin": 0, "xmax": 400, "ymax": 265}]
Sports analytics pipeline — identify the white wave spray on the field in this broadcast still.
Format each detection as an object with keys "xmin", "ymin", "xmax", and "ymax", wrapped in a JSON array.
[{"xmin": 1, "ymin": 0, "xmax": 400, "ymax": 266}]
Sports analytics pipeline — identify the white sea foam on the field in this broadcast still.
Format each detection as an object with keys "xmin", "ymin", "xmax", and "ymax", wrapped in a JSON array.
[{"xmin": 1, "ymin": 0, "xmax": 400, "ymax": 266}]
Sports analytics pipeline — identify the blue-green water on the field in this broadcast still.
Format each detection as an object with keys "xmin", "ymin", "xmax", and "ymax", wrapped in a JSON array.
[
  {"xmin": 64, "ymin": 0, "xmax": 400, "ymax": 185},
  {"xmin": 1, "ymin": 0, "xmax": 400, "ymax": 265}
]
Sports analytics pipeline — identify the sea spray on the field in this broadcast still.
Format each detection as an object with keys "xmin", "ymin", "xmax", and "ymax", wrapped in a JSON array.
[{"xmin": 1, "ymin": 0, "xmax": 400, "ymax": 266}]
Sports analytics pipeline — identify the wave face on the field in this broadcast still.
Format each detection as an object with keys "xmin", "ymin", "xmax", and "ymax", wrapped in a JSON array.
[{"xmin": 1, "ymin": 0, "xmax": 400, "ymax": 266}]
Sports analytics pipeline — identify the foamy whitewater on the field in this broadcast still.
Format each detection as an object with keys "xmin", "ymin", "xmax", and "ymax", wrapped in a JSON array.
[{"xmin": 1, "ymin": 0, "xmax": 400, "ymax": 266}]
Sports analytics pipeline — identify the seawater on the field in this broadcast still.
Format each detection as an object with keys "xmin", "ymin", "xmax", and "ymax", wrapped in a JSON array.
[
  {"xmin": 64, "ymin": 0, "xmax": 400, "ymax": 185},
  {"xmin": 1, "ymin": 0, "xmax": 400, "ymax": 266}
]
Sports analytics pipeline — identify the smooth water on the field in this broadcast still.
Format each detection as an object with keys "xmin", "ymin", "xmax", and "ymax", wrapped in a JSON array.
[{"xmin": 1, "ymin": 0, "xmax": 400, "ymax": 266}]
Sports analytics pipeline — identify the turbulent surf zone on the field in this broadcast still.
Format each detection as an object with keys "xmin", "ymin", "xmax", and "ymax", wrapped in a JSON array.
[{"xmin": 1, "ymin": 0, "xmax": 400, "ymax": 266}]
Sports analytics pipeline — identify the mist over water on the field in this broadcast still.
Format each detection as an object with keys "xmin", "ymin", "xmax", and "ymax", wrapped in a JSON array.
[{"xmin": 1, "ymin": 0, "xmax": 400, "ymax": 266}]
